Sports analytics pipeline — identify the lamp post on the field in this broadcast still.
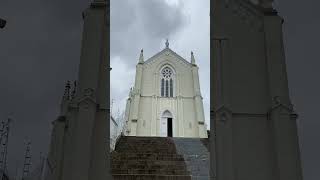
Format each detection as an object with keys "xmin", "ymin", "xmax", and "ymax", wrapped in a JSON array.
[{"xmin": 0, "ymin": 18, "xmax": 6, "ymax": 29}]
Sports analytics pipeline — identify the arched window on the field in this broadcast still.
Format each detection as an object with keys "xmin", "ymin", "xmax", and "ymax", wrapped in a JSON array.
[
  {"xmin": 170, "ymin": 79, "xmax": 173, "ymax": 97},
  {"xmin": 161, "ymin": 67, "xmax": 174, "ymax": 97}
]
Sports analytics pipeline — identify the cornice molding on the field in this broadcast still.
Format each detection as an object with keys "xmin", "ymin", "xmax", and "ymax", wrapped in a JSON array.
[
  {"xmin": 140, "ymin": 95, "xmax": 203, "ymax": 100},
  {"xmin": 214, "ymin": 105, "xmax": 233, "ymax": 114},
  {"xmin": 90, "ymin": 1, "xmax": 107, "ymax": 8}
]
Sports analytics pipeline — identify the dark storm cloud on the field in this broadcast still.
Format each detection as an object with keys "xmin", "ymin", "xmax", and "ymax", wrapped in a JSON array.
[
  {"xmin": 110, "ymin": 0, "xmax": 186, "ymax": 65},
  {"xmin": 0, "ymin": 0, "xmax": 90, "ymax": 176}
]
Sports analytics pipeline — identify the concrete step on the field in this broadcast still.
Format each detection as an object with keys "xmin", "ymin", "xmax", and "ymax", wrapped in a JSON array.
[
  {"xmin": 112, "ymin": 162, "xmax": 188, "ymax": 172},
  {"xmin": 112, "ymin": 174, "xmax": 192, "ymax": 180},
  {"xmin": 112, "ymin": 152, "xmax": 185, "ymax": 161},
  {"xmin": 112, "ymin": 168, "xmax": 190, "ymax": 175},
  {"xmin": 112, "ymin": 160, "xmax": 188, "ymax": 167}
]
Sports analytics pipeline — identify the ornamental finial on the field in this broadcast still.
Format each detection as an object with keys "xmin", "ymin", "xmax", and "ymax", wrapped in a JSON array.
[
  {"xmin": 71, "ymin": 80, "xmax": 77, "ymax": 99},
  {"xmin": 165, "ymin": 39, "xmax": 169, "ymax": 48},
  {"xmin": 191, "ymin": 51, "xmax": 195, "ymax": 64},
  {"xmin": 63, "ymin": 81, "xmax": 71, "ymax": 100},
  {"xmin": 138, "ymin": 49, "xmax": 144, "ymax": 64}
]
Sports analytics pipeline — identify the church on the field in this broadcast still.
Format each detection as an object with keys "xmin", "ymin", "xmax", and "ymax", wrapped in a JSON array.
[{"xmin": 123, "ymin": 40, "xmax": 208, "ymax": 138}]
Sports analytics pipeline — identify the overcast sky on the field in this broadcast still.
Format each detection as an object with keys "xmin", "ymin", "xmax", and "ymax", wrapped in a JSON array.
[{"xmin": 0, "ymin": 0, "xmax": 319, "ymax": 179}]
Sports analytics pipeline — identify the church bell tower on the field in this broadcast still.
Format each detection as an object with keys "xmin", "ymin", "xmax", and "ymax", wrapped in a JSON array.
[
  {"xmin": 46, "ymin": 1, "xmax": 111, "ymax": 180},
  {"xmin": 66, "ymin": 0, "xmax": 110, "ymax": 179},
  {"xmin": 211, "ymin": 0, "xmax": 303, "ymax": 179}
]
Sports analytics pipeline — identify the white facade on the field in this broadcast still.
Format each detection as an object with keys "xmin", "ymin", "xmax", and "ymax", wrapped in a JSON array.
[
  {"xmin": 125, "ymin": 41, "xmax": 207, "ymax": 138},
  {"xmin": 110, "ymin": 116, "xmax": 121, "ymax": 151}
]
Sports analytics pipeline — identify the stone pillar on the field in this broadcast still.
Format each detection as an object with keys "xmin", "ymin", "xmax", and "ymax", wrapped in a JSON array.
[
  {"xmin": 211, "ymin": 0, "xmax": 303, "ymax": 180},
  {"xmin": 88, "ymin": 1, "xmax": 110, "ymax": 178},
  {"xmin": 46, "ymin": 117, "xmax": 66, "ymax": 180},
  {"xmin": 151, "ymin": 95, "xmax": 157, "ymax": 136},
  {"xmin": 129, "ymin": 58, "xmax": 144, "ymax": 136},
  {"xmin": 123, "ymin": 96, "xmax": 132, "ymax": 135},
  {"xmin": 191, "ymin": 53, "xmax": 207, "ymax": 138},
  {"xmin": 177, "ymin": 96, "xmax": 183, "ymax": 137},
  {"xmin": 212, "ymin": 37, "xmax": 234, "ymax": 180},
  {"xmin": 264, "ymin": 12, "xmax": 303, "ymax": 180},
  {"xmin": 60, "ymin": 1, "xmax": 110, "ymax": 180}
]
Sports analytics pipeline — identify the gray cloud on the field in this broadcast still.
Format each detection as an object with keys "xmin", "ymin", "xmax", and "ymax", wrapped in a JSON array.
[
  {"xmin": 137, "ymin": 0, "xmax": 185, "ymax": 38},
  {"xmin": 110, "ymin": 0, "xmax": 186, "ymax": 66},
  {"xmin": 110, "ymin": 0, "xmax": 189, "ymax": 118}
]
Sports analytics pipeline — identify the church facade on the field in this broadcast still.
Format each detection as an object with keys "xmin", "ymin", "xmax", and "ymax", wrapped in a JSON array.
[{"xmin": 124, "ymin": 40, "xmax": 208, "ymax": 138}]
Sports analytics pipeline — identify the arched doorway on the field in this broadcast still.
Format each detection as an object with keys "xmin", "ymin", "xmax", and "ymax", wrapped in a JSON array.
[{"xmin": 160, "ymin": 110, "xmax": 173, "ymax": 137}]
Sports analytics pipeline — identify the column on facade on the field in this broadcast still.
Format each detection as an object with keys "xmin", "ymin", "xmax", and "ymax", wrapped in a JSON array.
[
  {"xmin": 155, "ymin": 72, "xmax": 160, "ymax": 136},
  {"xmin": 156, "ymin": 95, "xmax": 160, "ymax": 136},
  {"xmin": 150, "ymin": 96, "xmax": 156, "ymax": 136},
  {"xmin": 123, "ymin": 93, "xmax": 132, "ymax": 135},
  {"xmin": 175, "ymin": 72, "xmax": 183, "ymax": 137},
  {"xmin": 212, "ymin": 35, "xmax": 234, "ymax": 180},
  {"xmin": 151, "ymin": 72, "xmax": 157, "ymax": 136},
  {"xmin": 177, "ymin": 96, "xmax": 184, "ymax": 137},
  {"xmin": 191, "ymin": 52, "xmax": 207, "ymax": 138},
  {"xmin": 128, "ymin": 52, "xmax": 144, "ymax": 136}
]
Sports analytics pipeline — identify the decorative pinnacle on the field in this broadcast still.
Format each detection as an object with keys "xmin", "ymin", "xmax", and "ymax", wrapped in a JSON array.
[
  {"xmin": 191, "ymin": 51, "xmax": 195, "ymax": 64},
  {"xmin": 63, "ymin": 81, "xmax": 71, "ymax": 100},
  {"xmin": 139, "ymin": 49, "xmax": 144, "ymax": 64},
  {"xmin": 165, "ymin": 39, "xmax": 169, "ymax": 48}
]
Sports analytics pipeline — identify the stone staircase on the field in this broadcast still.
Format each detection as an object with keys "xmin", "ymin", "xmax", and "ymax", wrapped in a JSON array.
[{"xmin": 111, "ymin": 136, "xmax": 210, "ymax": 180}]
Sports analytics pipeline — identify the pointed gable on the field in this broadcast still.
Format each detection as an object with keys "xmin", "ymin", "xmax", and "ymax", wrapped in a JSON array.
[{"xmin": 144, "ymin": 48, "xmax": 192, "ymax": 67}]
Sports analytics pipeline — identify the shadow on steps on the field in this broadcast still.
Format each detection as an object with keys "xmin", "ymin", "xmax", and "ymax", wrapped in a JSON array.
[{"xmin": 111, "ymin": 136, "xmax": 211, "ymax": 180}]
